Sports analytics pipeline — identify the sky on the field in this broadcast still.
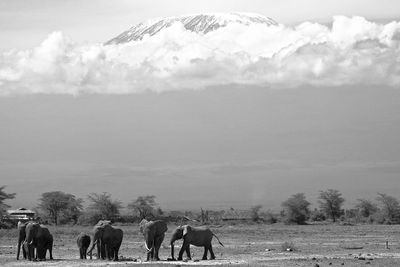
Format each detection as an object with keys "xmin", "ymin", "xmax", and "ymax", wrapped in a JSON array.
[
  {"xmin": 1, "ymin": 0, "xmax": 400, "ymax": 51},
  {"xmin": 1, "ymin": 0, "xmax": 400, "ymax": 210}
]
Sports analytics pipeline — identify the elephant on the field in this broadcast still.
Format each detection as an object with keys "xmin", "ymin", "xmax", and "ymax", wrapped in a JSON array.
[
  {"xmin": 87, "ymin": 221, "xmax": 123, "ymax": 261},
  {"xmin": 77, "ymin": 233, "xmax": 91, "ymax": 259},
  {"xmin": 139, "ymin": 219, "xmax": 168, "ymax": 261},
  {"xmin": 17, "ymin": 221, "xmax": 28, "ymax": 260},
  {"xmin": 170, "ymin": 225, "xmax": 224, "ymax": 261},
  {"xmin": 25, "ymin": 222, "xmax": 53, "ymax": 261}
]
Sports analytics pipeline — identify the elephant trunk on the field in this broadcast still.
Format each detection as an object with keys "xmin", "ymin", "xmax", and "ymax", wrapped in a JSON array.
[
  {"xmin": 170, "ymin": 236, "xmax": 179, "ymax": 260},
  {"xmin": 170, "ymin": 241, "xmax": 175, "ymax": 260},
  {"xmin": 87, "ymin": 239, "xmax": 97, "ymax": 257},
  {"xmin": 17, "ymin": 241, "xmax": 21, "ymax": 260},
  {"xmin": 144, "ymin": 240, "xmax": 153, "ymax": 252}
]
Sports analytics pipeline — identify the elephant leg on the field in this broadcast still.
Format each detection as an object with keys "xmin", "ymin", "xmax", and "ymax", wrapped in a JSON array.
[
  {"xmin": 79, "ymin": 247, "xmax": 83, "ymax": 259},
  {"xmin": 113, "ymin": 247, "xmax": 119, "ymax": 261},
  {"xmin": 154, "ymin": 234, "xmax": 164, "ymax": 261},
  {"xmin": 102, "ymin": 243, "xmax": 106, "ymax": 260},
  {"xmin": 150, "ymin": 247, "xmax": 154, "ymax": 260},
  {"xmin": 96, "ymin": 242, "xmax": 100, "ymax": 259},
  {"xmin": 104, "ymin": 244, "xmax": 109, "ymax": 260},
  {"xmin": 37, "ymin": 247, "xmax": 44, "ymax": 261},
  {"xmin": 177, "ymin": 243, "xmax": 186, "ymax": 260},
  {"xmin": 109, "ymin": 247, "xmax": 114, "ymax": 261},
  {"xmin": 154, "ymin": 246, "xmax": 160, "ymax": 261},
  {"xmin": 186, "ymin": 245, "xmax": 191, "ymax": 260},
  {"xmin": 209, "ymin": 245, "xmax": 215, "ymax": 260},
  {"xmin": 202, "ymin": 246, "xmax": 208, "ymax": 260},
  {"xmin": 49, "ymin": 241, "xmax": 53, "ymax": 260},
  {"xmin": 146, "ymin": 248, "xmax": 153, "ymax": 261}
]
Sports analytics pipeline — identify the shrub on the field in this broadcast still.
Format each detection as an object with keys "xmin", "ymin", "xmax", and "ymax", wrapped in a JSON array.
[
  {"xmin": 261, "ymin": 211, "xmax": 278, "ymax": 224},
  {"xmin": 281, "ymin": 193, "xmax": 310, "ymax": 224},
  {"xmin": 310, "ymin": 208, "xmax": 326, "ymax": 222}
]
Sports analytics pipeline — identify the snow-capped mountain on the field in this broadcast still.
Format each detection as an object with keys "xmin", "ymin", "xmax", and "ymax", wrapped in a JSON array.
[{"xmin": 106, "ymin": 13, "xmax": 278, "ymax": 44}]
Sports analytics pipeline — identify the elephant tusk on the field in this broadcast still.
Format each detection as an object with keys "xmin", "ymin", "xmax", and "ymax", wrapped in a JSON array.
[
  {"xmin": 29, "ymin": 240, "xmax": 33, "ymax": 245},
  {"xmin": 144, "ymin": 242, "xmax": 151, "ymax": 252}
]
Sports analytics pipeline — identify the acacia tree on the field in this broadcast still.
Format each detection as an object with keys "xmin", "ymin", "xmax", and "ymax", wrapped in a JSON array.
[
  {"xmin": 318, "ymin": 189, "xmax": 345, "ymax": 222},
  {"xmin": 355, "ymin": 199, "xmax": 378, "ymax": 218},
  {"xmin": 376, "ymin": 193, "xmax": 400, "ymax": 224},
  {"xmin": 128, "ymin": 195, "xmax": 161, "ymax": 220},
  {"xmin": 0, "ymin": 186, "xmax": 16, "ymax": 217},
  {"xmin": 38, "ymin": 191, "xmax": 83, "ymax": 225},
  {"xmin": 87, "ymin": 192, "xmax": 122, "ymax": 220},
  {"xmin": 282, "ymin": 193, "xmax": 311, "ymax": 224}
]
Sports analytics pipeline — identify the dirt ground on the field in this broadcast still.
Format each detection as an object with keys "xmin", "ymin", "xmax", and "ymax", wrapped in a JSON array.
[{"xmin": 1, "ymin": 223, "xmax": 400, "ymax": 266}]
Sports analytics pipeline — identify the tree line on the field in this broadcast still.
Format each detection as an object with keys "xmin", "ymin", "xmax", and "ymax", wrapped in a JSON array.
[{"xmin": 1, "ymin": 186, "xmax": 400, "ymax": 227}]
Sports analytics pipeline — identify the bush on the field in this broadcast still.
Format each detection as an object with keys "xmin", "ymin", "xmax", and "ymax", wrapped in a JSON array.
[
  {"xmin": 0, "ymin": 220, "xmax": 14, "ymax": 229},
  {"xmin": 261, "ymin": 211, "xmax": 278, "ymax": 224},
  {"xmin": 310, "ymin": 209, "xmax": 326, "ymax": 222},
  {"xmin": 281, "ymin": 193, "xmax": 310, "ymax": 224}
]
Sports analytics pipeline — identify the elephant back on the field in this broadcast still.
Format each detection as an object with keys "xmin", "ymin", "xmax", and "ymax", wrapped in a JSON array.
[
  {"xmin": 153, "ymin": 220, "xmax": 168, "ymax": 235},
  {"xmin": 38, "ymin": 225, "xmax": 52, "ymax": 238},
  {"xmin": 140, "ymin": 219, "xmax": 167, "ymax": 235}
]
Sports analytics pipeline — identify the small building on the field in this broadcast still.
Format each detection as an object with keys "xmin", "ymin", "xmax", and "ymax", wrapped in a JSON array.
[
  {"xmin": 221, "ymin": 208, "xmax": 253, "ymax": 221},
  {"xmin": 6, "ymin": 208, "xmax": 35, "ymax": 221}
]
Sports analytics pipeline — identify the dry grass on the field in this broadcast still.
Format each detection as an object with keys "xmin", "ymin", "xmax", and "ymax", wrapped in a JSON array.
[{"xmin": 1, "ymin": 223, "xmax": 400, "ymax": 266}]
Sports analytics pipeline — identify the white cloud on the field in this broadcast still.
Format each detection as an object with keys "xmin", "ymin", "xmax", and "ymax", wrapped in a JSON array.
[{"xmin": 0, "ymin": 16, "xmax": 399, "ymax": 95}]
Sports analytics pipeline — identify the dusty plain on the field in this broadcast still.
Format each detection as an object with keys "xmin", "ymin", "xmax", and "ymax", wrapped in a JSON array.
[{"xmin": 1, "ymin": 223, "xmax": 400, "ymax": 267}]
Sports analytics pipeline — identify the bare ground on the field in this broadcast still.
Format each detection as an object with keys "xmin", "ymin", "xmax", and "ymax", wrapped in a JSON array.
[{"xmin": 1, "ymin": 223, "xmax": 400, "ymax": 266}]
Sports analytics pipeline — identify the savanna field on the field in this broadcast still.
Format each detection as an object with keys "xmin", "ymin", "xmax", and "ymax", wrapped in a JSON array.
[{"xmin": 1, "ymin": 223, "xmax": 400, "ymax": 267}]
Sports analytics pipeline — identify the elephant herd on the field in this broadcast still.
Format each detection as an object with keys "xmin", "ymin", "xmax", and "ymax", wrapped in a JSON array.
[{"xmin": 16, "ymin": 219, "xmax": 224, "ymax": 262}]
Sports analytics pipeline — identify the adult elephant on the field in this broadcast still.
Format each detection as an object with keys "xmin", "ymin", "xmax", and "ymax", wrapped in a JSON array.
[
  {"xmin": 139, "ymin": 219, "xmax": 168, "ymax": 261},
  {"xmin": 25, "ymin": 222, "xmax": 53, "ymax": 261},
  {"xmin": 87, "ymin": 221, "xmax": 123, "ymax": 261},
  {"xmin": 16, "ymin": 221, "xmax": 28, "ymax": 260},
  {"xmin": 170, "ymin": 225, "xmax": 224, "ymax": 261}
]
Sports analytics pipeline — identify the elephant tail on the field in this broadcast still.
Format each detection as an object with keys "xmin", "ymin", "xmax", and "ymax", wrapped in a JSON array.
[{"xmin": 212, "ymin": 233, "xmax": 224, "ymax": 247}]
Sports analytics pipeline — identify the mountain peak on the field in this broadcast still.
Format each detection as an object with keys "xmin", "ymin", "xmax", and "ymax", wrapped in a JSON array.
[{"xmin": 106, "ymin": 13, "xmax": 278, "ymax": 45}]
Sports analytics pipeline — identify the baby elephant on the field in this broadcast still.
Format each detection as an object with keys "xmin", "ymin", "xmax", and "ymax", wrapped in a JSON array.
[
  {"xmin": 170, "ymin": 225, "xmax": 224, "ymax": 261},
  {"xmin": 77, "ymin": 233, "xmax": 91, "ymax": 259}
]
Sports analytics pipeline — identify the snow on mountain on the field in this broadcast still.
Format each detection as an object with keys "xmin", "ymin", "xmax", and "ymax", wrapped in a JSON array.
[{"xmin": 105, "ymin": 13, "xmax": 278, "ymax": 45}]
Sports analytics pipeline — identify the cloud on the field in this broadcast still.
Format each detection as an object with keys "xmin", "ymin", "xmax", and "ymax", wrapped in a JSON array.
[{"xmin": 0, "ymin": 16, "xmax": 399, "ymax": 95}]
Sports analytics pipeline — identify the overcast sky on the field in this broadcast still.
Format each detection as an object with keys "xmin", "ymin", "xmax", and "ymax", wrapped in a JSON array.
[
  {"xmin": 1, "ymin": 1, "xmax": 400, "ymax": 209},
  {"xmin": 1, "ymin": 0, "xmax": 400, "ymax": 51}
]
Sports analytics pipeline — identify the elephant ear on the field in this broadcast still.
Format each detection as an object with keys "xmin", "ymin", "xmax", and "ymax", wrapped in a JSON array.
[
  {"xmin": 139, "ymin": 219, "xmax": 148, "ymax": 234},
  {"xmin": 155, "ymin": 220, "xmax": 168, "ymax": 235},
  {"xmin": 183, "ymin": 225, "xmax": 192, "ymax": 237}
]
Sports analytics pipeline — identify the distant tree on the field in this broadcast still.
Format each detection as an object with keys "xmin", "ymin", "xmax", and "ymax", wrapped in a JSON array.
[
  {"xmin": 38, "ymin": 191, "xmax": 83, "ymax": 225},
  {"xmin": 0, "ymin": 186, "xmax": 16, "ymax": 217},
  {"xmin": 318, "ymin": 189, "xmax": 345, "ymax": 222},
  {"xmin": 355, "ymin": 199, "xmax": 378, "ymax": 218},
  {"xmin": 128, "ymin": 195, "xmax": 160, "ymax": 220},
  {"xmin": 282, "ymin": 193, "xmax": 311, "ymax": 224},
  {"xmin": 200, "ymin": 208, "xmax": 210, "ymax": 224},
  {"xmin": 87, "ymin": 192, "xmax": 122, "ymax": 221},
  {"xmin": 250, "ymin": 205, "xmax": 262, "ymax": 222},
  {"xmin": 376, "ymin": 193, "xmax": 400, "ymax": 224}
]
